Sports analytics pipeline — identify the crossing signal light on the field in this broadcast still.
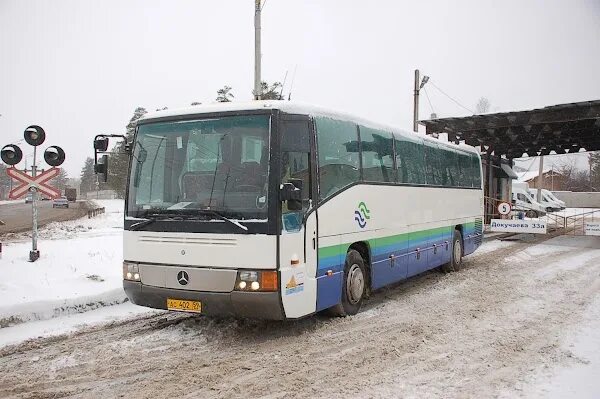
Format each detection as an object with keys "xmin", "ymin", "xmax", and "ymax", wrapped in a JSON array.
[
  {"xmin": 44, "ymin": 146, "xmax": 66, "ymax": 167},
  {"xmin": 24, "ymin": 125, "xmax": 46, "ymax": 147},
  {"xmin": 94, "ymin": 154, "xmax": 109, "ymax": 182},
  {"xmin": 1, "ymin": 144, "xmax": 23, "ymax": 166}
]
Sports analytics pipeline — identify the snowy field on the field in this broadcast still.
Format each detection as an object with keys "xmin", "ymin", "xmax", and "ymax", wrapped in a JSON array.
[
  {"xmin": 0, "ymin": 200, "xmax": 132, "ymax": 327},
  {"xmin": 0, "ymin": 227, "xmax": 598, "ymax": 398}
]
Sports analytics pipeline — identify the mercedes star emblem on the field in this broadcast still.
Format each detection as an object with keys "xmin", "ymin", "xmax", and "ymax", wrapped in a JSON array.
[{"xmin": 177, "ymin": 271, "xmax": 189, "ymax": 286}]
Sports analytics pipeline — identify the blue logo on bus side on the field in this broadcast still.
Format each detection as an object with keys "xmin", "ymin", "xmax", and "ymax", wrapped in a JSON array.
[{"xmin": 354, "ymin": 201, "xmax": 370, "ymax": 228}]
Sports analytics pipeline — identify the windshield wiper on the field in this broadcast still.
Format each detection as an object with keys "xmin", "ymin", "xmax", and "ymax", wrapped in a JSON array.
[
  {"xmin": 196, "ymin": 209, "xmax": 249, "ymax": 232},
  {"xmin": 130, "ymin": 210, "xmax": 249, "ymax": 232},
  {"xmin": 130, "ymin": 217, "xmax": 157, "ymax": 230}
]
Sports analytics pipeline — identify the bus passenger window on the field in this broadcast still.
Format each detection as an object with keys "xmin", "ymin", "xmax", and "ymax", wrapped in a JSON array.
[
  {"xmin": 315, "ymin": 117, "xmax": 360, "ymax": 200},
  {"xmin": 359, "ymin": 126, "xmax": 394, "ymax": 183}
]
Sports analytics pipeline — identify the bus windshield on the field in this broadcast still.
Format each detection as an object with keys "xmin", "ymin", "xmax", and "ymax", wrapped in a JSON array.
[{"xmin": 127, "ymin": 115, "xmax": 271, "ymax": 220}]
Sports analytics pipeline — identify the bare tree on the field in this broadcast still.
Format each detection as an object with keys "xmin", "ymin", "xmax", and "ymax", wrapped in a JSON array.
[
  {"xmin": 556, "ymin": 159, "xmax": 591, "ymax": 192},
  {"xmin": 475, "ymin": 97, "xmax": 491, "ymax": 114}
]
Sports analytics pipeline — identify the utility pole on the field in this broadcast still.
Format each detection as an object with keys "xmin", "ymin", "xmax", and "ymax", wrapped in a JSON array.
[
  {"xmin": 413, "ymin": 69, "xmax": 420, "ymax": 132},
  {"xmin": 413, "ymin": 69, "xmax": 430, "ymax": 133},
  {"xmin": 536, "ymin": 156, "xmax": 544, "ymax": 203},
  {"xmin": 590, "ymin": 154, "xmax": 594, "ymax": 192},
  {"xmin": 254, "ymin": 0, "xmax": 262, "ymax": 100}
]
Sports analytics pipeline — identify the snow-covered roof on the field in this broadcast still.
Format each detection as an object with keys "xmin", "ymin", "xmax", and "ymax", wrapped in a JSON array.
[
  {"xmin": 139, "ymin": 101, "xmax": 480, "ymax": 155},
  {"xmin": 518, "ymin": 167, "xmax": 553, "ymax": 182}
]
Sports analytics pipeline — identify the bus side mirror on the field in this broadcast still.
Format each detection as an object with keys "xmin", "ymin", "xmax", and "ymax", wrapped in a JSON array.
[
  {"xmin": 94, "ymin": 154, "xmax": 109, "ymax": 183},
  {"xmin": 280, "ymin": 180, "xmax": 302, "ymax": 211}
]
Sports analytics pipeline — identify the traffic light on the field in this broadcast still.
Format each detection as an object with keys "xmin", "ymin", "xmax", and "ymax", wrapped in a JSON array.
[
  {"xmin": 44, "ymin": 145, "xmax": 66, "ymax": 167},
  {"xmin": 1, "ymin": 144, "xmax": 23, "ymax": 166},
  {"xmin": 24, "ymin": 125, "xmax": 46, "ymax": 147}
]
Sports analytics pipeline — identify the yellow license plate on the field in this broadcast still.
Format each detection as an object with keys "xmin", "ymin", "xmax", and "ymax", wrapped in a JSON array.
[{"xmin": 166, "ymin": 298, "xmax": 202, "ymax": 313}]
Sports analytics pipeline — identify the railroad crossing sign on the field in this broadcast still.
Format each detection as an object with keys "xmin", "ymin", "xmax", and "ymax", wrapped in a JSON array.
[
  {"xmin": 6, "ymin": 167, "xmax": 61, "ymax": 199},
  {"xmin": 497, "ymin": 201, "xmax": 512, "ymax": 215}
]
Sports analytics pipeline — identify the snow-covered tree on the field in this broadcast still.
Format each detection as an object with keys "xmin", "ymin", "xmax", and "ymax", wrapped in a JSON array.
[
  {"xmin": 50, "ymin": 168, "xmax": 69, "ymax": 192},
  {"xmin": 255, "ymin": 81, "xmax": 283, "ymax": 100},
  {"xmin": 216, "ymin": 86, "xmax": 234, "ymax": 102},
  {"xmin": 475, "ymin": 97, "xmax": 491, "ymax": 114},
  {"xmin": 108, "ymin": 107, "xmax": 147, "ymax": 198},
  {"xmin": 0, "ymin": 164, "xmax": 10, "ymax": 200},
  {"xmin": 80, "ymin": 157, "xmax": 96, "ymax": 195}
]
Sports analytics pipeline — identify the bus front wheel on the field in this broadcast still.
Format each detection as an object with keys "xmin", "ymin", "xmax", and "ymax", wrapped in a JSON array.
[
  {"xmin": 329, "ymin": 249, "xmax": 366, "ymax": 317},
  {"xmin": 442, "ymin": 230, "xmax": 463, "ymax": 273}
]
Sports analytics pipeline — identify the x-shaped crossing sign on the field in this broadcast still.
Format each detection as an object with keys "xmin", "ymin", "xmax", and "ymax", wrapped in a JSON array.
[{"xmin": 7, "ymin": 167, "xmax": 61, "ymax": 200}]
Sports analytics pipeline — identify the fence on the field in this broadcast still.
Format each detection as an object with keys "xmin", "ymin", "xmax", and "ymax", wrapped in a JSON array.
[
  {"xmin": 536, "ymin": 209, "xmax": 600, "ymax": 235},
  {"xmin": 87, "ymin": 207, "xmax": 105, "ymax": 218}
]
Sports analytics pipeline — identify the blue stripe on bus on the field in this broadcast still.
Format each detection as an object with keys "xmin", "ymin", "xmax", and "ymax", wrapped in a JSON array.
[{"xmin": 315, "ymin": 222, "xmax": 483, "ymax": 310}]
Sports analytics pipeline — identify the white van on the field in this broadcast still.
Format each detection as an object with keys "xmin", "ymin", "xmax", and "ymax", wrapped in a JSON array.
[
  {"xmin": 512, "ymin": 187, "xmax": 547, "ymax": 218},
  {"xmin": 529, "ymin": 188, "xmax": 565, "ymax": 212},
  {"xmin": 543, "ymin": 189, "xmax": 566, "ymax": 209}
]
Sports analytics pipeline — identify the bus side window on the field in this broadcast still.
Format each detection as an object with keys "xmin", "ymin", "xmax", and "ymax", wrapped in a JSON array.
[
  {"xmin": 471, "ymin": 153, "xmax": 482, "ymax": 188},
  {"xmin": 315, "ymin": 117, "xmax": 360, "ymax": 200},
  {"xmin": 395, "ymin": 134, "xmax": 425, "ymax": 185},
  {"xmin": 359, "ymin": 126, "xmax": 394, "ymax": 183}
]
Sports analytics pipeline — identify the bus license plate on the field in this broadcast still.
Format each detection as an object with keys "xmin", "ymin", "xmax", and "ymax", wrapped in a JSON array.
[{"xmin": 166, "ymin": 298, "xmax": 202, "ymax": 313}]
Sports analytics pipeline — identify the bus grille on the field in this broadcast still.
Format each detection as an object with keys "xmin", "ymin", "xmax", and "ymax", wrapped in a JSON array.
[
  {"xmin": 138, "ymin": 235, "xmax": 237, "ymax": 247},
  {"xmin": 474, "ymin": 218, "xmax": 483, "ymax": 245}
]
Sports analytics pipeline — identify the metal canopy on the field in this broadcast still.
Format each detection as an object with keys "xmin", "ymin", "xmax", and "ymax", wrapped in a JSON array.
[{"xmin": 420, "ymin": 100, "xmax": 600, "ymax": 159}]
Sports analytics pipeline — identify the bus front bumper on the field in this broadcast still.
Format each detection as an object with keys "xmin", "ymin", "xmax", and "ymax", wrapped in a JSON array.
[{"xmin": 123, "ymin": 281, "xmax": 284, "ymax": 320}]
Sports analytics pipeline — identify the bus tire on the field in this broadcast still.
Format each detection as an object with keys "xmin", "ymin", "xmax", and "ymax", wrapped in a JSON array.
[
  {"xmin": 525, "ymin": 210, "xmax": 538, "ymax": 218},
  {"xmin": 329, "ymin": 249, "xmax": 366, "ymax": 317},
  {"xmin": 442, "ymin": 230, "xmax": 463, "ymax": 273}
]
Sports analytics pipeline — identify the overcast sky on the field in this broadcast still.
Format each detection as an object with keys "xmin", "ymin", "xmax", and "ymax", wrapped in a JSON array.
[{"xmin": 1, "ymin": 0, "xmax": 599, "ymax": 177}]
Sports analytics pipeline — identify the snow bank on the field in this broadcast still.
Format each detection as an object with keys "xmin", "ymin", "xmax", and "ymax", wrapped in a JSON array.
[
  {"xmin": 0, "ymin": 200, "xmax": 126, "ymax": 327},
  {"xmin": 0, "ymin": 302, "xmax": 155, "ymax": 348}
]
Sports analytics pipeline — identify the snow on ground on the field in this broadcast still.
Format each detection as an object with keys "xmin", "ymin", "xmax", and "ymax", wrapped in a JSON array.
[
  {"xmin": 518, "ymin": 296, "xmax": 600, "ymax": 398},
  {"xmin": 0, "ymin": 199, "xmax": 24, "ymax": 205},
  {"xmin": 0, "ymin": 200, "xmax": 127, "ymax": 326},
  {"xmin": 0, "ymin": 302, "xmax": 156, "ymax": 348},
  {"xmin": 477, "ymin": 236, "xmax": 516, "ymax": 254}
]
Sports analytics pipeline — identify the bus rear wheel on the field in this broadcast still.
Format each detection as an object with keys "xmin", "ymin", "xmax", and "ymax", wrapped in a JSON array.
[
  {"xmin": 442, "ymin": 230, "xmax": 463, "ymax": 273},
  {"xmin": 329, "ymin": 249, "xmax": 366, "ymax": 317}
]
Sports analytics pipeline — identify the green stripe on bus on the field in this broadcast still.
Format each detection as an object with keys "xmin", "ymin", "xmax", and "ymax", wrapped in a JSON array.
[{"xmin": 319, "ymin": 222, "xmax": 477, "ymax": 255}]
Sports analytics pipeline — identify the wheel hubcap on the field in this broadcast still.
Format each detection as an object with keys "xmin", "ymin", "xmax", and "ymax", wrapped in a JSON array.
[
  {"xmin": 346, "ymin": 264, "xmax": 364, "ymax": 305},
  {"xmin": 454, "ymin": 240, "xmax": 462, "ymax": 264}
]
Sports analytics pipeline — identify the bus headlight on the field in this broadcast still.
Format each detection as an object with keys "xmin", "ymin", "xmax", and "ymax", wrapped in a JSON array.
[
  {"xmin": 123, "ymin": 262, "xmax": 140, "ymax": 281},
  {"xmin": 235, "ymin": 270, "xmax": 278, "ymax": 292}
]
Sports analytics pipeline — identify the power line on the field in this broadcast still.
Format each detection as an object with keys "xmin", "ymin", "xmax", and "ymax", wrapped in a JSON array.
[
  {"xmin": 428, "ymin": 80, "xmax": 475, "ymax": 114},
  {"xmin": 423, "ymin": 86, "xmax": 435, "ymax": 116}
]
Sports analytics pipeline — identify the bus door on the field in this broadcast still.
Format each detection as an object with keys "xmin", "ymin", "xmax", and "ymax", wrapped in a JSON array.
[{"xmin": 278, "ymin": 115, "xmax": 318, "ymax": 318}]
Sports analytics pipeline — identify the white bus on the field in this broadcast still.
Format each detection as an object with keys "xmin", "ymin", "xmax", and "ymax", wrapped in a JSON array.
[{"xmin": 97, "ymin": 102, "xmax": 484, "ymax": 319}]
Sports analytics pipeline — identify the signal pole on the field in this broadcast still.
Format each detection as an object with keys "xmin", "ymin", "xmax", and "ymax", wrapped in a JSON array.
[
  {"xmin": 31, "ymin": 145, "xmax": 39, "ymax": 261},
  {"xmin": 254, "ymin": 0, "xmax": 262, "ymax": 100}
]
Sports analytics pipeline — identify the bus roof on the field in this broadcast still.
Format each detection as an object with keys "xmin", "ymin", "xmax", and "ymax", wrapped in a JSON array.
[{"xmin": 139, "ymin": 101, "xmax": 480, "ymax": 156}]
